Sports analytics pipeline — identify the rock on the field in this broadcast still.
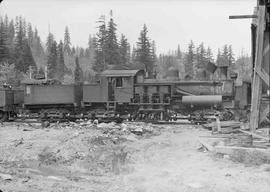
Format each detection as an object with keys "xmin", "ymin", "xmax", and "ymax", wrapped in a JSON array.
[
  {"xmin": 225, "ymin": 173, "xmax": 232, "ymax": 177},
  {"xmin": 14, "ymin": 138, "xmax": 24, "ymax": 147},
  {"xmin": 41, "ymin": 121, "xmax": 50, "ymax": 128},
  {"xmin": 0, "ymin": 173, "xmax": 13, "ymax": 181},
  {"xmin": 126, "ymin": 134, "xmax": 138, "ymax": 141},
  {"xmin": 93, "ymin": 119, "xmax": 99, "ymax": 125},
  {"xmin": 22, "ymin": 176, "xmax": 31, "ymax": 183},
  {"xmin": 223, "ymin": 155, "xmax": 230, "ymax": 160},
  {"xmin": 23, "ymin": 128, "xmax": 33, "ymax": 131}
]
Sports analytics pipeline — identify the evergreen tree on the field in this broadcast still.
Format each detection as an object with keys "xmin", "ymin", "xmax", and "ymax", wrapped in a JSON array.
[
  {"xmin": 7, "ymin": 19, "xmax": 15, "ymax": 48},
  {"xmin": 131, "ymin": 45, "xmax": 136, "ymax": 63},
  {"xmin": 235, "ymin": 52, "xmax": 251, "ymax": 80},
  {"xmin": 0, "ymin": 17, "xmax": 9, "ymax": 63},
  {"xmin": 88, "ymin": 35, "xmax": 95, "ymax": 62},
  {"xmin": 46, "ymin": 32, "xmax": 54, "ymax": 53},
  {"xmin": 64, "ymin": 26, "xmax": 71, "ymax": 55},
  {"xmin": 194, "ymin": 43, "xmax": 206, "ymax": 69},
  {"xmin": 93, "ymin": 15, "xmax": 107, "ymax": 72},
  {"xmin": 135, "ymin": 24, "xmax": 154, "ymax": 77},
  {"xmin": 150, "ymin": 40, "xmax": 157, "ymax": 76},
  {"xmin": 47, "ymin": 40, "xmax": 58, "ymax": 79},
  {"xmin": 13, "ymin": 16, "xmax": 36, "ymax": 72},
  {"xmin": 228, "ymin": 45, "xmax": 235, "ymax": 68},
  {"xmin": 119, "ymin": 34, "xmax": 130, "ymax": 66},
  {"xmin": 56, "ymin": 40, "xmax": 65, "ymax": 81},
  {"xmin": 22, "ymin": 38, "xmax": 36, "ymax": 74},
  {"xmin": 216, "ymin": 48, "xmax": 221, "ymax": 66},
  {"xmin": 71, "ymin": 46, "xmax": 76, "ymax": 55},
  {"xmin": 105, "ymin": 16, "xmax": 120, "ymax": 65},
  {"xmin": 184, "ymin": 40, "xmax": 195, "ymax": 78},
  {"xmin": 206, "ymin": 47, "xmax": 214, "ymax": 62},
  {"xmin": 33, "ymin": 27, "xmax": 44, "ymax": 55},
  {"xmin": 196, "ymin": 42, "xmax": 210, "ymax": 80},
  {"xmin": 27, "ymin": 23, "xmax": 33, "ymax": 45},
  {"xmin": 74, "ymin": 56, "xmax": 83, "ymax": 84},
  {"xmin": 37, "ymin": 67, "xmax": 45, "ymax": 78},
  {"xmin": 7, "ymin": 18, "xmax": 15, "ymax": 63},
  {"xmin": 220, "ymin": 44, "xmax": 229, "ymax": 66},
  {"xmin": 79, "ymin": 48, "xmax": 84, "ymax": 57}
]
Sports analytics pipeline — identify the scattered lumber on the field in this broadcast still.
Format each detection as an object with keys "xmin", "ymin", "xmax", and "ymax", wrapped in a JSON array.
[
  {"xmin": 203, "ymin": 121, "xmax": 241, "ymax": 130},
  {"xmin": 153, "ymin": 120, "xmax": 190, "ymax": 125},
  {"xmin": 238, "ymin": 129, "xmax": 270, "ymax": 142}
]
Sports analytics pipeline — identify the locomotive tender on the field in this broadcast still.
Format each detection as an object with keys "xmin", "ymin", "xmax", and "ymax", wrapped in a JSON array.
[{"xmin": 0, "ymin": 69, "xmax": 250, "ymax": 122}]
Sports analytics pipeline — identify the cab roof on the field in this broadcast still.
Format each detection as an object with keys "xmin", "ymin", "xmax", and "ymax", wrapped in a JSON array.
[{"xmin": 100, "ymin": 69, "xmax": 143, "ymax": 77}]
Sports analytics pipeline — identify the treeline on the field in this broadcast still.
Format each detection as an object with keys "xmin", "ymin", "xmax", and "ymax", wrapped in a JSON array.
[
  {"xmin": 0, "ymin": 12, "xmax": 251, "ymax": 86},
  {"xmin": 0, "ymin": 13, "xmax": 158, "ymax": 85},
  {"xmin": 157, "ymin": 41, "xmax": 251, "ymax": 81},
  {"xmin": 0, "ymin": 15, "xmax": 86, "ymax": 85},
  {"xmin": 0, "ymin": 15, "xmax": 37, "ymax": 85}
]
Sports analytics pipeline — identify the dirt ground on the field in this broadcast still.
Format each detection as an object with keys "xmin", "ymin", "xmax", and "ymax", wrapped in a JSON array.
[{"xmin": 0, "ymin": 121, "xmax": 270, "ymax": 192}]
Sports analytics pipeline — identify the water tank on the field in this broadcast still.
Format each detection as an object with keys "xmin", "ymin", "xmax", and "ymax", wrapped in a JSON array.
[{"xmin": 182, "ymin": 95, "xmax": 222, "ymax": 106}]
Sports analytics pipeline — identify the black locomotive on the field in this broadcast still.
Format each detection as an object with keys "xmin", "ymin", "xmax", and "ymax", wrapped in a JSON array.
[{"xmin": 0, "ymin": 69, "xmax": 251, "ymax": 122}]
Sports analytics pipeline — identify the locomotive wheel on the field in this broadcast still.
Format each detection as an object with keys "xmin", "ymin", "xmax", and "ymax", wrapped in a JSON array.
[{"xmin": 0, "ymin": 111, "xmax": 8, "ymax": 122}]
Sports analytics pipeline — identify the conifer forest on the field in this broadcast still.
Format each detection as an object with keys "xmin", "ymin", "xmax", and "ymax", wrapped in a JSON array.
[{"xmin": 0, "ymin": 13, "xmax": 252, "ymax": 86}]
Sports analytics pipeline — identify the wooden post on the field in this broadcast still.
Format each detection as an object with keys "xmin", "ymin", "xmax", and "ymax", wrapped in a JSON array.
[
  {"xmin": 250, "ymin": 6, "xmax": 266, "ymax": 132},
  {"xmin": 216, "ymin": 115, "xmax": 221, "ymax": 134},
  {"xmin": 160, "ymin": 111, "xmax": 164, "ymax": 120}
]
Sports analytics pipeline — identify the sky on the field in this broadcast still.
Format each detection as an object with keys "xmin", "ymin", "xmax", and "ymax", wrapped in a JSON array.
[{"xmin": 0, "ymin": 0, "xmax": 256, "ymax": 57}]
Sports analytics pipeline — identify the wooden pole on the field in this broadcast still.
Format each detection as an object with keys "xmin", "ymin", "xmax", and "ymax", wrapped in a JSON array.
[
  {"xmin": 216, "ymin": 115, "xmax": 221, "ymax": 134},
  {"xmin": 250, "ymin": 6, "xmax": 266, "ymax": 132},
  {"xmin": 229, "ymin": 15, "xmax": 257, "ymax": 19}
]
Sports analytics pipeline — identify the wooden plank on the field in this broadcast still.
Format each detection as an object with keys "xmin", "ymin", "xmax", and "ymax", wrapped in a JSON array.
[
  {"xmin": 254, "ymin": 68, "xmax": 270, "ymax": 86},
  {"xmin": 229, "ymin": 15, "xmax": 257, "ymax": 19},
  {"xmin": 214, "ymin": 145, "xmax": 270, "ymax": 155},
  {"xmin": 250, "ymin": 6, "xmax": 266, "ymax": 132},
  {"xmin": 260, "ymin": 104, "xmax": 270, "ymax": 123},
  {"xmin": 198, "ymin": 138, "xmax": 215, "ymax": 151},
  {"xmin": 239, "ymin": 129, "xmax": 270, "ymax": 141},
  {"xmin": 198, "ymin": 138, "xmax": 270, "ymax": 155},
  {"xmin": 264, "ymin": 44, "xmax": 270, "ymax": 56}
]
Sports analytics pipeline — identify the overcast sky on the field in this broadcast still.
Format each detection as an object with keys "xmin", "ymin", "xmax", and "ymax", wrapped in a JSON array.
[{"xmin": 0, "ymin": 0, "xmax": 256, "ymax": 57}]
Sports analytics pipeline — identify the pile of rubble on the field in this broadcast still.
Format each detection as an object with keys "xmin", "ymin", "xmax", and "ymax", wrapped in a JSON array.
[
  {"xmin": 0, "ymin": 120, "xmax": 161, "ymax": 186},
  {"xmin": 43, "ymin": 120, "xmax": 161, "ymax": 137},
  {"xmin": 35, "ymin": 121, "xmax": 161, "ymax": 176}
]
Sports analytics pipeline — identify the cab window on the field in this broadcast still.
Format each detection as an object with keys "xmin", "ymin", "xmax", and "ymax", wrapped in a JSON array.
[{"xmin": 116, "ymin": 77, "xmax": 123, "ymax": 88}]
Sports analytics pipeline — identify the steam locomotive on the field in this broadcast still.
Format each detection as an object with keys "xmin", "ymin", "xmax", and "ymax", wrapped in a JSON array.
[{"xmin": 0, "ymin": 69, "xmax": 251, "ymax": 122}]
